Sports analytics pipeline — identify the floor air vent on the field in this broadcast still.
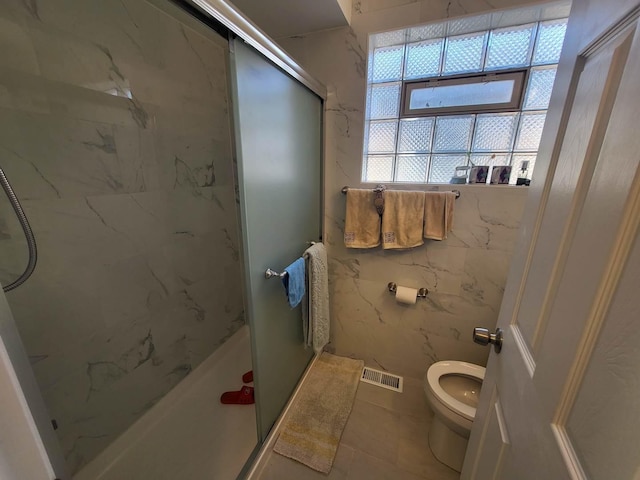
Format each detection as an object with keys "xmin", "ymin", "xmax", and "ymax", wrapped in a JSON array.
[{"xmin": 360, "ymin": 367, "xmax": 403, "ymax": 393}]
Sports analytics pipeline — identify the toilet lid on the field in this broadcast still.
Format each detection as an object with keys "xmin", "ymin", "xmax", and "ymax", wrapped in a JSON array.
[{"xmin": 427, "ymin": 361, "xmax": 486, "ymax": 422}]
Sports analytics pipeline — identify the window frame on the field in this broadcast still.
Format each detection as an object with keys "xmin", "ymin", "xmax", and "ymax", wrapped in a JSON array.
[{"xmin": 401, "ymin": 68, "xmax": 529, "ymax": 117}]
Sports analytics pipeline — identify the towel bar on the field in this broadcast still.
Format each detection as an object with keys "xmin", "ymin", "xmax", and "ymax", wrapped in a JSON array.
[
  {"xmin": 341, "ymin": 185, "xmax": 460, "ymax": 198},
  {"xmin": 341, "ymin": 184, "xmax": 386, "ymax": 195}
]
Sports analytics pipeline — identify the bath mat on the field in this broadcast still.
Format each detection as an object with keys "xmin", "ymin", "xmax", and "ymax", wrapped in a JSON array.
[{"xmin": 273, "ymin": 352, "xmax": 364, "ymax": 473}]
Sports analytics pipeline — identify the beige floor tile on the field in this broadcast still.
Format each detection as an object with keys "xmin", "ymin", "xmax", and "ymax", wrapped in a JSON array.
[
  {"xmin": 394, "ymin": 404, "xmax": 459, "ymax": 480},
  {"xmin": 397, "ymin": 435, "xmax": 460, "ymax": 480},
  {"xmin": 340, "ymin": 398, "xmax": 402, "ymax": 465},
  {"xmin": 258, "ymin": 444, "xmax": 355, "ymax": 480},
  {"xmin": 356, "ymin": 376, "xmax": 430, "ymax": 419},
  {"xmin": 346, "ymin": 450, "xmax": 425, "ymax": 480},
  {"xmin": 397, "ymin": 411, "xmax": 432, "ymax": 447}
]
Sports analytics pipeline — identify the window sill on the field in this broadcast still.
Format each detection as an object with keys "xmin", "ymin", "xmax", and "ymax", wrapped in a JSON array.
[{"xmin": 357, "ymin": 182, "xmax": 530, "ymax": 193}]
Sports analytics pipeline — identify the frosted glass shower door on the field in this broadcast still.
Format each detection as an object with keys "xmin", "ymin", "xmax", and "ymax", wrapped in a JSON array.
[{"xmin": 230, "ymin": 39, "xmax": 322, "ymax": 440}]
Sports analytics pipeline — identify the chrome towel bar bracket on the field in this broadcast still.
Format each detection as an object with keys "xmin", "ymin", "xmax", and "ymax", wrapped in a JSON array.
[
  {"xmin": 265, "ymin": 242, "xmax": 319, "ymax": 280},
  {"xmin": 265, "ymin": 268, "xmax": 286, "ymax": 279}
]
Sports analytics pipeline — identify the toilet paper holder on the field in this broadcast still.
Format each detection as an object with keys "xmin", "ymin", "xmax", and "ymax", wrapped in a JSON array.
[{"xmin": 388, "ymin": 282, "xmax": 428, "ymax": 298}]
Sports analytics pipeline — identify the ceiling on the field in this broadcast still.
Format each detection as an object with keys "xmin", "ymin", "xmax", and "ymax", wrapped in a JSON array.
[{"xmin": 228, "ymin": 0, "xmax": 351, "ymax": 38}]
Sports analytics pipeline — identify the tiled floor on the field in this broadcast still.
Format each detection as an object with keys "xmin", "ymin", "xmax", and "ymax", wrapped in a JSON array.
[{"xmin": 255, "ymin": 376, "xmax": 460, "ymax": 480}]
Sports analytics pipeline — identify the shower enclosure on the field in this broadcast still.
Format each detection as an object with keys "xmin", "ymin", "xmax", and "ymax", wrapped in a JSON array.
[{"xmin": 0, "ymin": 0, "xmax": 323, "ymax": 478}]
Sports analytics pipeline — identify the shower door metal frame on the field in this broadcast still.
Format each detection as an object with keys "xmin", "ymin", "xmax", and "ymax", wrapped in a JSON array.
[{"xmin": 187, "ymin": 0, "xmax": 327, "ymax": 100}]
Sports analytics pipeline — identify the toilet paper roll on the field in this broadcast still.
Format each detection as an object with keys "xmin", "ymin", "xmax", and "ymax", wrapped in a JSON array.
[{"xmin": 395, "ymin": 286, "xmax": 418, "ymax": 305}]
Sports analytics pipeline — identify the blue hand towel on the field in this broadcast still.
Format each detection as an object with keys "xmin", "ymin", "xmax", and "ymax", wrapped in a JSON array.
[{"xmin": 282, "ymin": 257, "xmax": 306, "ymax": 308}]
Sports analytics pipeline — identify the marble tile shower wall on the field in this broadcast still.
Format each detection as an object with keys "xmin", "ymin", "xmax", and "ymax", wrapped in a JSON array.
[
  {"xmin": 278, "ymin": 0, "xmax": 535, "ymax": 379},
  {"xmin": 0, "ymin": 0, "xmax": 243, "ymax": 473}
]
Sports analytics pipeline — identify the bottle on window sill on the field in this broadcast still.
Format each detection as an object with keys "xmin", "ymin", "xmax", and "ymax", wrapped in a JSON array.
[
  {"xmin": 451, "ymin": 165, "xmax": 470, "ymax": 184},
  {"xmin": 516, "ymin": 160, "xmax": 531, "ymax": 186}
]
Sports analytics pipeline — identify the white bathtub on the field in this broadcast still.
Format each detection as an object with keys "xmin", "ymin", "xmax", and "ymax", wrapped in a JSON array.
[{"xmin": 74, "ymin": 326, "xmax": 256, "ymax": 480}]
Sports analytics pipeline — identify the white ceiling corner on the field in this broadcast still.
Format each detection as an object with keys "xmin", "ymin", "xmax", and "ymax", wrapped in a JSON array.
[{"xmin": 228, "ymin": 0, "xmax": 352, "ymax": 38}]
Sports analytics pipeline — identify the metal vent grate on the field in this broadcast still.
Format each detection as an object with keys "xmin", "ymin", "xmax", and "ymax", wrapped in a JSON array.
[{"xmin": 360, "ymin": 367, "xmax": 403, "ymax": 392}]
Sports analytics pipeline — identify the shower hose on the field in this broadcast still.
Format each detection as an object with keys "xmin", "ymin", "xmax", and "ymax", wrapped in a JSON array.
[{"xmin": 0, "ymin": 168, "xmax": 37, "ymax": 292}]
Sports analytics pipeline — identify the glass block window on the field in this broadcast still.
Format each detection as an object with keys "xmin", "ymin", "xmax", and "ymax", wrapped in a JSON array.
[
  {"xmin": 523, "ymin": 66, "xmax": 557, "ymax": 110},
  {"xmin": 397, "ymin": 155, "xmax": 429, "ymax": 182},
  {"xmin": 405, "ymin": 39, "xmax": 443, "ymax": 79},
  {"xmin": 430, "ymin": 155, "xmax": 468, "ymax": 183},
  {"xmin": 365, "ymin": 155, "xmax": 394, "ymax": 181},
  {"xmin": 514, "ymin": 112, "xmax": 547, "ymax": 151},
  {"xmin": 398, "ymin": 118, "xmax": 434, "ymax": 153},
  {"xmin": 533, "ymin": 19, "xmax": 568, "ymax": 65},
  {"xmin": 472, "ymin": 113, "xmax": 518, "ymax": 152},
  {"xmin": 362, "ymin": 4, "xmax": 569, "ymax": 184},
  {"xmin": 371, "ymin": 45, "xmax": 404, "ymax": 82},
  {"xmin": 485, "ymin": 23, "xmax": 535, "ymax": 69},
  {"xmin": 367, "ymin": 121, "xmax": 397, "ymax": 153},
  {"xmin": 443, "ymin": 32, "xmax": 486, "ymax": 75},
  {"xmin": 433, "ymin": 115, "xmax": 474, "ymax": 152},
  {"xmin": 368, "ymin": 83, "xmax": 402, "ymax": 119}
]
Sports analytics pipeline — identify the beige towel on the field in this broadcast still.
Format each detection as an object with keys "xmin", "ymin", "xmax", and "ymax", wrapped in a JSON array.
[
  {"xmin": 423, "ymin": 191, "xmax": 456, "ymax": 240},
  {"xmin": 302, "ymin": 243, "xmax": 330, "ymax": 354},
  {"xmin": 381, "ymin": 190, "xmax": 425, "ymax": 249},
  {"xmin": 344, "ymin": 189, "xmax": 380, "ymax": 248}
]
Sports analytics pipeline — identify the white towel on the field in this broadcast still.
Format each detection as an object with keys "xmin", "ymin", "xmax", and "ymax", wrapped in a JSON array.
[{"xmin": 302, "ymin": 243, "xmax": 330, "ymax": 354}]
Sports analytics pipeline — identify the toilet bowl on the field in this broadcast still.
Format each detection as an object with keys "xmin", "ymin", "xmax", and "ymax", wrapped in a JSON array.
[{"xmin": 423, "ymin": 360, "xmax": 485, "ymax": 472}]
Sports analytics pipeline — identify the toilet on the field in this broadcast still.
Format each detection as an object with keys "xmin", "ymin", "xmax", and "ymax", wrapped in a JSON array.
[{"xmin": 423, "ymin": 361, "xmax": 485, "ymax": 472}]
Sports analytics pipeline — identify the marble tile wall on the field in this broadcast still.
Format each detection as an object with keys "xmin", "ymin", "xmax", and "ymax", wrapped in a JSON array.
[
  {"xmin": 277, "ymin": 0, "xmax": 538, "ymax": 379},
  {"xmin": 0, "ymin": 0, "xmax": 244, "ymax": 474}
]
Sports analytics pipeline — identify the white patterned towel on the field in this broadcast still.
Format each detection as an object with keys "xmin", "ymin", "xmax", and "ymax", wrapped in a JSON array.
[{"xmin": 302, "ymin": 243, "xmax": 330, "ymax": 354}]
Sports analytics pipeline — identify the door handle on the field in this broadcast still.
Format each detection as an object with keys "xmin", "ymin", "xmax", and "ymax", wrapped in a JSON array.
[{"xmin": 473, "ymin": 327, "xmax": 503, "ymax": 353}]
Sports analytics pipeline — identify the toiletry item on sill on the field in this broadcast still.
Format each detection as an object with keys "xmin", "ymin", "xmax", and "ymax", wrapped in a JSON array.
[
  {"xmin": 450, "ymin": 165, "xmax": 470, "ymax": 184},
  {"xmin": 469, "ymin": 166, "xmax": 489, "ymax": 184},
  {"xmin": 490, "ymin": 165, "xmax": 512, "ymax": 185},
  {"xmin": 516, "ymin": 160, "xmax": 531, "ymax": 186}
]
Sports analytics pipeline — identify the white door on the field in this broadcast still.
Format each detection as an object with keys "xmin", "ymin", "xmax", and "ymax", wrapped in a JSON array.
[{"xmin": 463, "ymin": 1, "xmax": 640, "ymax": 479}]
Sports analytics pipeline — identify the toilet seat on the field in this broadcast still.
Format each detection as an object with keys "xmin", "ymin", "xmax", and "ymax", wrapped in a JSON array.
[{"xmin": 427, "ymin": 361, "xmax": 485, "ymax": 422}]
